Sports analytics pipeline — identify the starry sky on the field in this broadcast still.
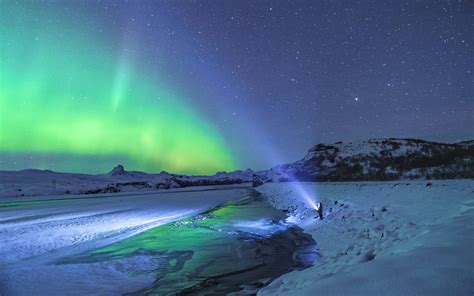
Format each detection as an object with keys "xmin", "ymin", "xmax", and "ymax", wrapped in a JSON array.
[{"xmin": 0, "ymin": 0, "xmax": 472, "ymax": 174}]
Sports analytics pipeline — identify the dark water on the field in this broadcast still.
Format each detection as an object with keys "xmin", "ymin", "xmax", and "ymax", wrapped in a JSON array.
[{"xmin": 58, "ymin": 190, "xmax": 317, "ymax": 295}]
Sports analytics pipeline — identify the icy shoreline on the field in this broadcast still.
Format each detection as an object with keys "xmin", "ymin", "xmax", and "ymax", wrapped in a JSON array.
[
  {"xmin": 258, "ymin": 180, "xmax": 474, "ymax": 296},
  {"xmin": 0, "ymin": 187, "xmax": 317, "ymax": 295},
  {"xmin": 0, "ymin": 186, "xmax": 247, "ymax": 295}
]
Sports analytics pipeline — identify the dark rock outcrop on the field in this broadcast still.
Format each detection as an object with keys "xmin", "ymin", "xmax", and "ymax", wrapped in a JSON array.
[{"xmin": 108, "ymin": 164, "xmax": 126, "ymax": 177}]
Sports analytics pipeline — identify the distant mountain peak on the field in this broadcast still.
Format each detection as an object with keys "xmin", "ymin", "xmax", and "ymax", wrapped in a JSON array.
[{"xmin": 108, "ymin": 164, "xmax": 126, "ymax": 176}]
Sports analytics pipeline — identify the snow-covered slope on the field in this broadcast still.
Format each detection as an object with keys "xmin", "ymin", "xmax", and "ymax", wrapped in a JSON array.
[
  {"xmin": 0, "ymin": 166, "xmax": 253, "ymax": 198},
  {"xmin": 257, "ymin": 180, "xmax": 474, "ymax": 296},
  {"xmin": 257, "ymin": 138, "xmax": 473, "ymax": 182}
]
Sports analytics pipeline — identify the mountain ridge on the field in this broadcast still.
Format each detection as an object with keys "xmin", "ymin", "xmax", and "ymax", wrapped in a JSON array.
[
  {"xmin": 1, "ymin": 137, "xmax": 472, "ymax": 197},
  {"xmin": 256, "ymin": 138, "xmax": 473, "ymax": 183}
]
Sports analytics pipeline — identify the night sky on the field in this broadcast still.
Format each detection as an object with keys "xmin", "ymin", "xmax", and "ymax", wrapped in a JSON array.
[{"xmin": 0, "ymin": 1, "xmax": 472, "ymax": 174}]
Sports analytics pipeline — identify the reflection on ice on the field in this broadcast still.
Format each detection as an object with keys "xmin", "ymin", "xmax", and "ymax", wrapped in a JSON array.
[
  {"xmin": 233, "ymin": 218, "xmax": 288, "ymax": 235},
  {"xmin": 285, "ymin": 215, "xmax": 300, "ymax": 224},
  {"xmin": 48, "ymin": 194, "xmax": 317, "ymax": 295}
]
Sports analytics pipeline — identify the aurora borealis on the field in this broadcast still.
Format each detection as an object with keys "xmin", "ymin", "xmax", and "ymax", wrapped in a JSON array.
[
  {"xmin": 0, "ymin": 3, "xmax": 236, "ymax": 174},
  {"xmin": 0, "ymin": 1, "xmax": 472, "ymax": 174}
]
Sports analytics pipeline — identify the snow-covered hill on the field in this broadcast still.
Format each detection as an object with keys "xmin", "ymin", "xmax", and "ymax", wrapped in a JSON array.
[
  {"xmin": 0, "ymin": 166, "xmax": 254, "ymax": 198},
  {"xmin": 257, "ymin": 138, "xmax": 473, "ymax": 183},
  {"xmin": 257, "ymin": 180, "xmax": 474, "ymax": 296}
]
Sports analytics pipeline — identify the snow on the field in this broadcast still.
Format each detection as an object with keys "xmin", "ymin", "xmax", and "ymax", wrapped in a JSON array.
[
  {"xmin": 0, "ymin": 186, "xmax": 247, "ymax": 295},
  {"xmin": 2, "ymin": 175, "xmax": 472, "ymax": 295},
  {"xmin": 299, "ymin": 138, "xmax": 461, "ymax": 166},
  {"xmin": 0, "ymin": 187, "xmax": 246, "ymax": 262},
  {"xmin": 258, "ymin": 180, "xmax": 474, "ymax": 295},
  {"xmin": 0, "ymin": 169, "xmax": 111, "ymax": 198},
  {"xmin": 0, "ymin": 168, "xmax": 253, "ymax": 198}
]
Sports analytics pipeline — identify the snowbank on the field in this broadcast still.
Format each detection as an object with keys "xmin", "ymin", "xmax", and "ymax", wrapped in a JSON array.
[{"xmin": 258, "ymin": 180, "xmax": 474, "ymax": 295}]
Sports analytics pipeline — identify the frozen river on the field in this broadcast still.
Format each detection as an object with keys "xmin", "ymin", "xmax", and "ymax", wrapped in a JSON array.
[
  {"xmin": 0, "ymin": 186, "xmax": 247, "ymax": 294},
  {"xmin": 0, "ymin": 185, "xmax": 316, "ymax": 295}
]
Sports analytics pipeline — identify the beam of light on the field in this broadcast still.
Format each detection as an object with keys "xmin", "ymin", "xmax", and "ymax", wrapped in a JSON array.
[
  {"xmin": 177, "ymin": 24, "xmax": 320, "ymax": 208},
  {"xmin": 263, "ymin": 155, "xmax": 319, "ymax": 212},
  {"xmin": 0, "ymin": 3, "xmax": 237, "ymax": 174},
  {"xmin": 293, "ymin": 182, "xmax": 319, "ymax": 210}
]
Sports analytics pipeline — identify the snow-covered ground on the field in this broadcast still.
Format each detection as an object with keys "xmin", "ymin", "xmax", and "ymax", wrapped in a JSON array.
[
  {"xmin": 0, "ymin": 168, "xmax": 253, "ymax": 198},
  {"xmin": 2, "ymin": 179, "xmax": 472, "ymax": 295},
  {"xmin": 0, "ymin": 186, "xmax": 247, "ymax": 295},
  {"xmin": 258, "ymin": 180, "xmax": 474, "ymax": 296}
]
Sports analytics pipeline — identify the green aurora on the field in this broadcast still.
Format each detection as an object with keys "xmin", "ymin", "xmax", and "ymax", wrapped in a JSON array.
[{"xmin": 0, "ymin": 4, "xmax": 236, "ymax": 174}]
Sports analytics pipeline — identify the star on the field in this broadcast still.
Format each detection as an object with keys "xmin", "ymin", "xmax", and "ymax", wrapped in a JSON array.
[{"xmin": 1, "ymin": 0, "xmax": 471, "ymax": 173}]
